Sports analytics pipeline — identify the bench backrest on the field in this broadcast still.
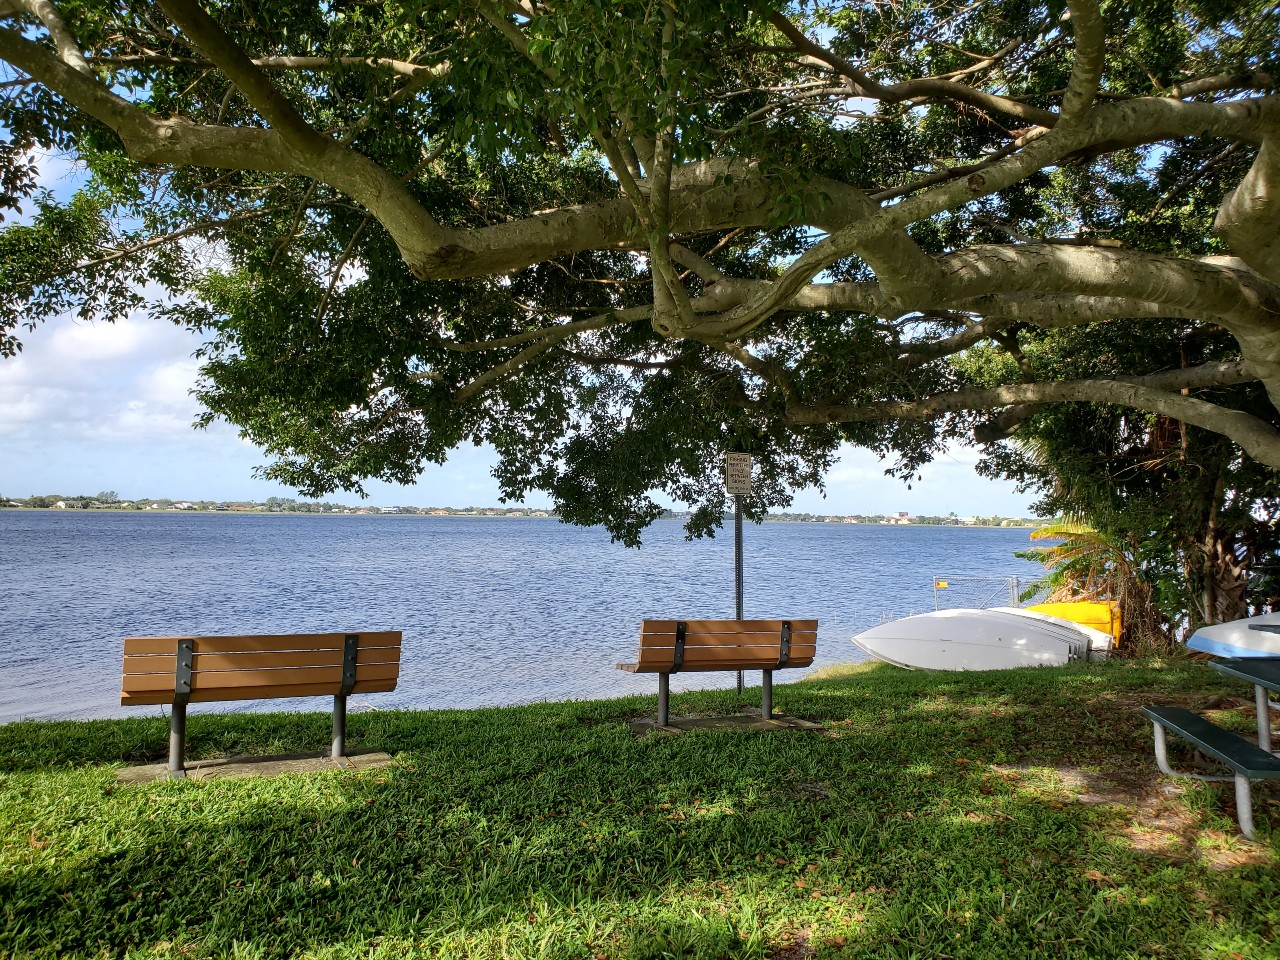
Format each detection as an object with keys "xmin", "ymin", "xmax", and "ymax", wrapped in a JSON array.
[
  {"xmin": 121, "ymin": 632, "xmax": 402, "ymax": 706},
  {"xmin": 635, "ymin": 619, "xmax": 816, "ymax": 672}
]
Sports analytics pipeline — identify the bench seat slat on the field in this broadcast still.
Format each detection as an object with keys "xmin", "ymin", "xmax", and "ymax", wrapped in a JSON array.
[
  {"xmin": 120, "ymin": 676, "xmax": 399, "ymax": 706},
  {"xmin": 636, "ymin": 633, "xmax": 817, "ymax": 651},
  {"xmin": 620, "ymin": 657, "xmax": 815, "ymax": 673},
  {"xmin": 122, "ymin": 632, "xmax": 401, "ymax": 657},
  {"xmin": 123, "ymin": 646, "xmax": 400, "ymax": 675},
  {"xmin": 121, "ymin": 661, "xmax": 400, "ymax": 695},
  {"xmin": 641, "ymin": 619, "xmax": 817, "ymax": 635},
  {"xmin": 632, "ymin": 643, "xmax": 816, "ymax": 669},
  {"xmin": 1141, "ymin": 706, "xmax": 1280, "ymax": 778}
]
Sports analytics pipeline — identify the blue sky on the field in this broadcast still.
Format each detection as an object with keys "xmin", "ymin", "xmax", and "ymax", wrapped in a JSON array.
[{"xmin": 0, "ymin": 153, "xmax": 1037, "ymax": 515}]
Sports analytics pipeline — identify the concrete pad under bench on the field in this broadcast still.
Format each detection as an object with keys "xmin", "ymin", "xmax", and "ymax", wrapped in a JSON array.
[
  {"xmin": 628, "ymin": 713, "xmax": 823, "ymax": 736},
  {"xmin": 116, "ymin": 749, "xmax": 396, "ymax": 784}
]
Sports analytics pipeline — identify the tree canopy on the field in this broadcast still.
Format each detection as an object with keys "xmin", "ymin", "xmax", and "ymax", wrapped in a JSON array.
[{"xmin": 0, "ymin": 0, "xmax": 1277, "ymax": 543}]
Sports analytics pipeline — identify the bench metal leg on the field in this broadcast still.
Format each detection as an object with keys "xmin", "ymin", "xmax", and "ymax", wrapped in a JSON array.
[
  {"xmin": 1235, "ymin": 775, "xmax": 1256, "ymax": 840},
  {"xmin": 332, "ymin": 694, "xmax": 347, "ymax": 758},
  {"xmin": 1255, "ymin": 684, "xmax": 1273, "ymax": 754},
  {"xmin": 168, "ymin": 702, "xmax": 187, "ymax": 779},
  {"xmin": 658, "ymin": 674, "xmax": 670, "ymax": 726},
  {"xmin": 761, "ymin": 670, "xmax": 773, "ymax": 718},
  {"xmin": 1151, "ymin": 721, "xmax": 1233, "ymax": 782},
  {"xmin": 1152, "ymin": 721, "xmax": 1259, "ymax": 839}
]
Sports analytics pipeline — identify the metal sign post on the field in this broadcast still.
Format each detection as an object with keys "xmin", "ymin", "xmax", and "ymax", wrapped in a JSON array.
[{"xmin": 724, "ymin": 452, "xmax": 753, "ymax": 695}]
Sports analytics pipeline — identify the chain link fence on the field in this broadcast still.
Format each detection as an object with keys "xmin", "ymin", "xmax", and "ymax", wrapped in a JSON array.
[{"xmin": 929, "ymin": 576, "xmax": 1053, "ymax": 611}]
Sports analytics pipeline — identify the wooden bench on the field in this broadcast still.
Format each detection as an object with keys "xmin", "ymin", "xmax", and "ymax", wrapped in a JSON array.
[
  {"xmin": 1141, "ymin": 705, "xmax": 1280, "ymax": 839},
  {"xmin": 121, "ymin": 631, "xmax": 401, "ymax": 778},
  {"xmin": 619, "ymin": 619, "xmax": 816, "ymax": 726}
]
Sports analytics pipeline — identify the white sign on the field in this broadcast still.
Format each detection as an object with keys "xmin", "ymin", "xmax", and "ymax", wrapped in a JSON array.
[{"xmin": 723, "ymin": 452, "xmax": 753, "ymax": 495}]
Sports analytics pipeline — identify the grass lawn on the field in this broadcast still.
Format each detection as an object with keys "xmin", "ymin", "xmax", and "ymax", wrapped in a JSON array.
[{"xmin": 1, "ymin": 659, "xmax": 1277, "ymax": 959}]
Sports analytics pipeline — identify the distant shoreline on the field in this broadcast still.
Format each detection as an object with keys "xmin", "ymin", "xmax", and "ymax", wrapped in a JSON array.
[{"xmin": 0, "ymin": 507, "xmax": 1042, "ymax": 528}]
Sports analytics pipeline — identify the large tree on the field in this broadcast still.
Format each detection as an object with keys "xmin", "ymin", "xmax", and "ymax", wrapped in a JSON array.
[{"xmin": 0, "ymin": 0, "xmax": 1277, "ymax": 542}]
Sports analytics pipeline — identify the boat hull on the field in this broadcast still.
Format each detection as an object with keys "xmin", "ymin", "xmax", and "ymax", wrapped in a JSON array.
[
  {"xmin": 1187, "ymin": 613, "xmax": 1280, "ymax": 658},
  {"xmin": 852, "ymin": 608, "xmax": 1100, "ymax": 671}
]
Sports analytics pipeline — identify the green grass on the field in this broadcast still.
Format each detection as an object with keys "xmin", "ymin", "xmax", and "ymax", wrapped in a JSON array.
[{"xmin": 1, "ymin": 660, "xmax": 1277, "ymax": 959}]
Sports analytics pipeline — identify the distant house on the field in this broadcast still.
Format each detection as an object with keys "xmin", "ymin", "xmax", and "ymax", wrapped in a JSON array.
[
  {"xmin": 53, "ymin": 500, "xmax": 68, "ymax": 509},
  {"xmin": 377, "ymin": 506, "xmax": 399, "ymax": 514},
  {"xmin": 429, "ymin": 509, "xmax": 451, "ymax": 516}
]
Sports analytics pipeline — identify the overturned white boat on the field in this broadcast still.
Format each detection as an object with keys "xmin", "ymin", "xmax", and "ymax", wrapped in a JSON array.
[
  {"xmin": 1187, "ymin": 612, "xmax": 1280, "ymax": 658},
  {"xmin": 852, "ymin": 607, "xmax": 1115, "ymax": 671}
]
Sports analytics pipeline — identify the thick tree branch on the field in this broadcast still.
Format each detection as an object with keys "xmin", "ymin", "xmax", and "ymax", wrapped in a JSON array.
[
  {"xmin": 0, "ymin": 22, "xmax": 450, "ymax": 269},
  {"xmin": 899, "ymin": 316, "xmax": 1020, "ymax": 363},
  {"xmin": 699, "ymin": 88, "xmax": 1280, "ymax": 342},
  {"xmin": 0, "ymin": 0, "xmax": 90, "ymax": 73},
  {"xmin": 452, "ymin": 338, "xmax": 561, "ymax": 402},
  {"xmin": 718, "ymin": 342, "xmax": 796, "ymax": 403},
  {"xmin": 1058, "ymin": 0, "xmax": 1104, "ymax": 127},
  {"xmin": 1215, "ymin": 134, "xmax": 1280, "ymax": 284},
  {"xmin": 155, "ymin": 0, "xmax": 328, "ymax": 153},
  {"xmin": 933, "ymin": 245, "xmax": 1280, "ymax": 329},
  {"xmin": 787, "ymin": 364, "xmax": 1280, "ymax": 468},
  {"xmin": 1169, "ymin": 72, "xmax": 1276, "ymax": 99}
]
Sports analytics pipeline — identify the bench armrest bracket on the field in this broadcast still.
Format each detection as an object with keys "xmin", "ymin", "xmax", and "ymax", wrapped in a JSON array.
[
  {"xmin": 779, "ymin": 621, "xmax": 791, "ymax": 668},
  {"xmin": 670, "ymin": 622, "xmax": 686, "ymax": 674},
  {"xmin": 339, "ymin": 634, "xmax": 359, "ymax": 696},
  {"xmin": 174, "ymin": 639, "xmax": 194, "ymax": 706}
]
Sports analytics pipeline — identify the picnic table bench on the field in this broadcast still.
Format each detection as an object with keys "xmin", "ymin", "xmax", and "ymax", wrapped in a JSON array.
[
  {"xmin": 619, "ymin": 619, "xmax": 816, "ymax": 726},
  {"xmin": 1142, "ymin": 657, "xmax": 1280, "ymax": 840},
  {"xmin": 121, "ymin": 631, "xmax": 401, "ymax": 778}
]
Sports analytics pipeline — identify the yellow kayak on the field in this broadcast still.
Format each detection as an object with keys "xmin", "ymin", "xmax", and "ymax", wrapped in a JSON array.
[{"xmin": 1025, "ymin": 601, "xmax": 1122, "ymax": 642}]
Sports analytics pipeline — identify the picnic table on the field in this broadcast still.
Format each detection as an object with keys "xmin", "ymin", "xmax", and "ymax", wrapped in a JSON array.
[
  {"xmin": 1141, "ymin": 649, "xmax": 1280, "ymax": 839},
  {"xmin": 1211, "ymin": 655, "xmax": 1280, "ymax": 754}
]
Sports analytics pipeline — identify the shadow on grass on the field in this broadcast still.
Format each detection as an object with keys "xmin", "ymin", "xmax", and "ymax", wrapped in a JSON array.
[{"xmin": 1, "ymin": 662, "xmax": 1277, "ymax": 958}]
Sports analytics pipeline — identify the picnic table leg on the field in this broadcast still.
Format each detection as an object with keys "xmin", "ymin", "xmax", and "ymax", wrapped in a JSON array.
[
  {"xmin": 1235, "ymin": 775, "xmax": 1256, "ymax": 840},
  {"xmin": 332, "ymin": 694, "xmax": 347, "ymax": 758},
  {"xmin": 658, "ymin": 674, "xmax": 670, "ymax": 726},
  {"xmin": 1255, "ymin": 684, "xmax": 1272, "ymax": 754},
  {"xmin": 168, "ymin": 702, "xmax": 187, "ymax": 779},
  {"xmin": 761, "ymin": 670, "xmax": 773, "ymax": 718}
]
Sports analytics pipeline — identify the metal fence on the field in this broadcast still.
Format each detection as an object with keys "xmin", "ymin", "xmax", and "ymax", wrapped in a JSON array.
[{"xmin": 930, "ymin": 575, "xmax": 1052, "ymax": 611}]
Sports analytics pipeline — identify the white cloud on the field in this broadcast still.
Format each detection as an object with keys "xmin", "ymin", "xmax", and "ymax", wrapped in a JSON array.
[
  {"xmin": 789, "ymin": 443, "xmax": 1034, "ymax": 517},
  {"xmin": 0, "ymin": 309, "xmax": 203, "ymax": 441}
]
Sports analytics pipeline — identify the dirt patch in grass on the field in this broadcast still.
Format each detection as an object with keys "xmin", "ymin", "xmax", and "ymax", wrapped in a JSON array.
[{"xmin": 1001, "ymin": 763, "xmax": 1276, "ymax": 870}]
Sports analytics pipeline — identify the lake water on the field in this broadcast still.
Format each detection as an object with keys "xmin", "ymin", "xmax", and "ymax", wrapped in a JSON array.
[{"xmin": 0, "ymin": 511, "xmax": 1046, "ymax": 723}]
